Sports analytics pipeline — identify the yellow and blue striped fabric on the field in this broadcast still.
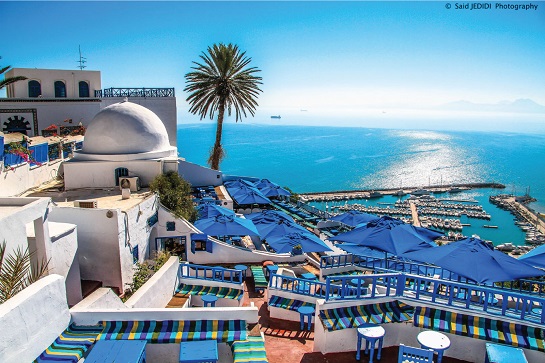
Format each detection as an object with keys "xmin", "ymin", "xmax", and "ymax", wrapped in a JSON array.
[
  {"xmin": 97, "ymin": 320, "xmax": 247, "ymax": 343},
  {"xmin": 34, "ymin": 324, "xmax": 102, "ymax": 362},
  {"xmin": 413, "ymin": 307, "xmax": 545, "ymax": 352},
  {"xmin": 320, "ymin": 301, "xmax": 414, "ymax": 331},
  {"xmin": 232, "ymin": 336, "xmax": 268, "ymax": 363},
  {"xmin": 268, "ymin": 295, "xmax": 315, "ymax": 311},
  {"xmin": 177, "ymin": 284, "xmax": 243, "ymax": 300}
]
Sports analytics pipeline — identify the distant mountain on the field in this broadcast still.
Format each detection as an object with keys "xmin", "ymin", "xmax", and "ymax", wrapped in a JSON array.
[{"xmin": 439, "ymin": 99, "xmax": 545, "ymax": 114}]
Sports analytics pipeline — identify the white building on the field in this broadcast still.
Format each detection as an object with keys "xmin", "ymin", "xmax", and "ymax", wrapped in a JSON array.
[{"xmin": 1, "ymin": 68, "xmax": 177, "ymax": 147}]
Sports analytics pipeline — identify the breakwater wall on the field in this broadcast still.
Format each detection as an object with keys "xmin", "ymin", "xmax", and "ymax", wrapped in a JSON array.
[{"xmin": 299, "ymin": 182, "xmax": 505, "ymax": 196}]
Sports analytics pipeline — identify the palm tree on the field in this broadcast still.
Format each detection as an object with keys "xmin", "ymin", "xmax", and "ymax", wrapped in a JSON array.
[
  {"xmin": 0, "ymin": 241, "xmax": 49, "ymax": 304},
  {"xmin": 0, "ymin": 65, "xmax": 27, "ymax": 91},
  {"xmin": 184, "ymin": 43, "xmax": 262, "ymax": 170}
]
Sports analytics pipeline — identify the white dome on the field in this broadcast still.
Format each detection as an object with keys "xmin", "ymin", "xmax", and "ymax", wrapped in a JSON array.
[{"xmin": 82, "ymin": 101, "xmax": 171, "ymax": 155}]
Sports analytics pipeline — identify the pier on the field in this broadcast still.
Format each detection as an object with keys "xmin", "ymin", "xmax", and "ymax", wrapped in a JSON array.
[
  {"xmin": 299, "ymin": 182, "xmax": 505, "ymax": 202},
  {"xmin": 409, "ymin": 201, "xmax": 421, "ymax": 227}
]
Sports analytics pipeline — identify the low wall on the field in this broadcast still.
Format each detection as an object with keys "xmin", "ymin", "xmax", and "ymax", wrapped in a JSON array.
[
  {"xmin": 71, "ymin": 288, "xmax": 126, "ymax": 310},
  {"xmin": 70, "ymin": 306, "xmax": 260, "ymax": 326},
  {"xmin": 0, "ymin": 275, "xmax": 70, "ymax": 363},
  {"xmin": 125, "ymin": 256, "xmax": 180, "ymax": 308},
  {"xmin": 268, "ymin": 288, "xmax": 319, "ymax": 323}
]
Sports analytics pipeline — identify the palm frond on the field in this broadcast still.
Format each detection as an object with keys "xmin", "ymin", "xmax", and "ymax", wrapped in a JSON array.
[{"xmin": 0, "ymin": 65, "xmax": 27, "ymax": 90}]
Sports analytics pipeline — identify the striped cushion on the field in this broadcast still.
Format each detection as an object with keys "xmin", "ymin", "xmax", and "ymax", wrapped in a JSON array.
[
  {"xmin": 320, "ymin": 301, "xmax": 414, "ymax": 331},
  {"xmin": 97, "ymin": 320, "xmax": 247, "ymax": 343},
  {"xmin": 413, "ymin": 307, "xmax": 545, "ymax": 352},
  {"xmin": 178, "ymin": 284, "xmax": 243, "ymax": 300},
  {"xmin": 232, "ymin": 336, "xmax": 268, "ymax": 363},
  {"xmin": 268, "ymin": 295, "xmax": 315, "ymax": 311},
  {"xmin": 251, "ymin": 266, "xmax": 268, "ymax": 288},
  {"xmin": 34, "ymin": 324, "xmax": 102, "ymax": 362}
]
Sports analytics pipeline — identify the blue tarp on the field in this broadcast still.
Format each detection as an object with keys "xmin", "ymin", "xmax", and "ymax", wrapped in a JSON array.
[
  {"xmin": 329, "ymin": 210, "xmax": 379, "ymax": 227},
  {"xmin": 330, "ymin": 216, "xmax": 442, "ymax": 256},
  {"xmin": 194, "ymin": 215, "xmax": 260, "ymax": 237},
  {"xmin": 518, "ymin": 244, "xmax": 545, "ymax": 269},
  {"xmin": 403, "ymin": 237, "xmax": 545, "ymax": 284}
]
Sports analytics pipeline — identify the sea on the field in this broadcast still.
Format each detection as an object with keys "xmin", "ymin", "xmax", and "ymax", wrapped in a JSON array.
[{"xmin": 177, "ymin": 123, "xmax": 545, "ymax": 247}]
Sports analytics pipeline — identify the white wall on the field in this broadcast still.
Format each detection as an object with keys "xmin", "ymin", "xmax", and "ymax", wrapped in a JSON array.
[
  {"xmin": 63, "ymin": 158, "xmax": 163, "ymax": 190},
  {"xmin": 0, "ymin": 155, "xmax": 64, "ymax": 197},
  {"xmin": 27, "ymin": 221, "xmax": 82, "ymax": 306},
  {"xmin": 71, "ymin": 288, "xmax": 127, "ymax": 310},
  {"xmin": 0, "ymin": 100, "xmax": 102, "ymax": 137},
  {"xmin": 48, "ymin": 206, "xmax": 123, "ymax": 290},
  {"xmin": 178, "ymin": 160, "xmax": 223, "ymax": 187},
  {"xmin": 5, "ymin": 68, "xmax": 101, "ymax": 99},
  {"xmin": 125, "ymin": 257, "xmax": 180, "ymax": 309},
  {"xmin": 0, "ymin": 275, "xmax": 70, "ymax": 363}
]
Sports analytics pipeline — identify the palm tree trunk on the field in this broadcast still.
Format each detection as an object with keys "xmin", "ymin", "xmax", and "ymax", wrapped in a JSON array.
[{"xmin": 209, "ymin": 100, "xmax": 226, "ymax": 170}]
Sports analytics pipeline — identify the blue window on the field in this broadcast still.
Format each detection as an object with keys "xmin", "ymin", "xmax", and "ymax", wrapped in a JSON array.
[
  {"xmin": 28, "ymin": 143, "xmax": 48, "ymax": 166},
  {"xmin": 0, "ymin": 135, "xmax": 3, "ymax": 161},
  {"xmin": 79, "ymin": 81, "xmax": 90, "ymax": 97},
  {"xmin": 115, "ymin": 167, "xmax": 129, "ymax": 186},
  {"xmin": 132, "ymin": 246, "xmax": 139, "ymax": 264},
  {"xmin": 75, "ymin": 141, "xmax": 83, "ymax": 150},
  {"xmin": 54, "ymin": 81, "xmax": 66, "ymax": 98},
  {"xmin": 28, "ymin": 80, "xmax": 41, "ymax": 98},
  {"xmin": 166, "ymin": 222, "xmax": 176, "ymax": 231},
  {"xmin": 147, "ymin": 212, "xmax": 158, "ymax": 227}
]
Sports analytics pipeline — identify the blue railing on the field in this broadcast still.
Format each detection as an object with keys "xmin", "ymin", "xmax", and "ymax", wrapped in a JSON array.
[
  {"xmin": 179, "ymin": 263, "xmax": 243, "ymax": 284},
  {"xmin": 268, "ymin": 271, "xmax": 545, "ymax": 324}
]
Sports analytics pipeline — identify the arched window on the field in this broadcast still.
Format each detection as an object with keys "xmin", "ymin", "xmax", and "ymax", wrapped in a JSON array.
[
  {"xmin": 54, "ymin": 81, "xmax": 66, "ymax": 98},
  {"xmin": 79, "ymin": 81, "xmax": 90, "ymax": 97},
  {"xmin": 114, "ymin": 167, "xmax": 129, "ymax": 186},
  {"xmin": 28, "ymin": 80, "xmax": 41, "ymax": 98}
]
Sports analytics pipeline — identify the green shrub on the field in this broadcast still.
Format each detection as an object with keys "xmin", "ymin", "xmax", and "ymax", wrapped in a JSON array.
[{"xmin": 150, "ymin": 171, "xmax": 198, "ymax": 222}]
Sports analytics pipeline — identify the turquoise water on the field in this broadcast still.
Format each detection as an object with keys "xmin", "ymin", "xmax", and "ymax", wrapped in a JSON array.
[{"xmin": 177, "ymin": 123, "xmax": 545, "ymax": 245}]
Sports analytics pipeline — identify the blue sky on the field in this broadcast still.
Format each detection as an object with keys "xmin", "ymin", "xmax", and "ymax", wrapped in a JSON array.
[{"xmin": 2, "ymin": 1, "xmax": 545, "ymax": 132}]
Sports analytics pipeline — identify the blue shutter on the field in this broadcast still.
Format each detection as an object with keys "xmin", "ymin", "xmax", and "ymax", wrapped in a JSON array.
[
  {"xmin": 191, "ymin": 240, "xmax": 196, "ymax": 254},
  {"xmin": 29, "ymin": 143, "xmax": 48, "ymax": 166},
  {"xmin": 206, "ymin": 239, "xmax": 213, "ymax": 253},
  {"xmin": 0, "ymin": 136, "xmax": 4, "ymax": 161},
  {"xmin": 132, "ymin": 246, "xmax": 139, "ymax": 264}
]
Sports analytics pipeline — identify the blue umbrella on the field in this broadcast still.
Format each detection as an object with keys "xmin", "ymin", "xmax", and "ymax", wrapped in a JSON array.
[
  {"xmin": 254, "ymin": 179, "xmax": 291, "ymax": 198},
  {"xmin": 255, "ymin": 219, "xmax": 311, "ymax": 240},
  {"xmin": 266, "ymin": 232, "xmax": 332, "ymax": 253},
  {"xmin": 194, "ymin": 214, "xmax": 260, "ymax": 237},
  {"xmin": 519, "ymin": 245, "xmax": 545, "ymax": 269},
  {"xmin": 246, "ymin": 209, "xmax": 295, "ymax": 223},
  {"xmin": 329, "ymin": 210, "xmax": 379, "ymax": 227},
  {"xmin": 403, "ymin": 237, "xmax": 545, "ymax": 284},
  {"xmin": 196, "ymin": 204, "xmax": 235, "ymax": 220},
  {"xmin": 330, "ymin": 216, "xmax": 442, "ymax": 256},
  {"xmin": 336, "ymin": 244, "xmax": 387, "ymax": 259},
  {"xmin": 225, "ymin": 181, "xmax": 271, "ymax": 205}
]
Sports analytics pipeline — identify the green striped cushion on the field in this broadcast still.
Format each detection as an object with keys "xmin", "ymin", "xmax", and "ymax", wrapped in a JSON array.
[
  {"xmin": 232, "ymin": 336, "xmax": 268, "ymax": 363},
  {"xmin": 268, "ymin": 295, "xmax": 315, "ymax": 311},
  {"xmin": 251, "ymin": 266, "xmax": 268, "ymax": 288},
  {"xmin": 34, "ymin": 324, "xmax": 102, "ymax": 362},
  {"xmin": 178, "ymin": 284, "xmax": 243, "ymax": 300}
]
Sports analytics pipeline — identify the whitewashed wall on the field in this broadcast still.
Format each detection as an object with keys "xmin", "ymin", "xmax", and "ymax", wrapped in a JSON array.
[
  {"xmin": 27, "ymin": 221, "xmax": 82, "ymax": 306},
  {"xmin": 0, "ymin": 156, "xmax": 65, "ymax": 197},
  {"xmin": 0, "ymin": 275, "xmax": 70, "ymax": 363},
  {"xmin": 0, "ymin": 100, "xmax": 102, "ymax": 137},
  {"xmin": 72, "ymin": 288, "xmax": 127, "ymax": 310},
  {"xmin": 48, "ymin": 206, "xmax": 123, "ymax": 290},
  {"xmin": 63, "ymin": 159, "xmax": 163, "ymax": 190},
  {"xmin": 5, "ymin": 68, "xmax": 101, "ymax": 99},
  {"xmin": 125, "ymin": 257, "xmax": 180, "ymax": 309},
  {"xmin": 178, "ymin": 159, "xmax": 223, "ymax": 187}
]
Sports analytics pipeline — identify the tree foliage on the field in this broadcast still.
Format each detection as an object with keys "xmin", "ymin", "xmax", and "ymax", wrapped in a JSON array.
[
  {"xmin": 123, "ymin": 251, "xmax": 171, "ymax": 301},
  {"xmin": 0, "ymin": 241, "xmax": 49, "ymax": 304},
  {"xmin": 149, "ymin": 171, "xmax": 197, "ymax": 222},
  {"xmin": 184, "ymin": 43, "xmax": 263, "ymax": 170},
  {"xmin": 0, "ymin": 65, "xmax": 27, "ymax": 90}
]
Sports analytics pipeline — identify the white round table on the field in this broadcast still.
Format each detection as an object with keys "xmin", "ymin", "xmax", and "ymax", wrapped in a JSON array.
[
  {"xmin": 356, "ymin": 324, "xmax": 385, "ymax": 362},
  {"xmin": 417, "ymin": 330, "xmax": 451, "ymax": 363}
]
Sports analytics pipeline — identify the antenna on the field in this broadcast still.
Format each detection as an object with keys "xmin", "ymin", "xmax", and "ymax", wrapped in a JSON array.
[{"xmin": 76, "ymin": 45, "xmax": 87, "ymax": 70}]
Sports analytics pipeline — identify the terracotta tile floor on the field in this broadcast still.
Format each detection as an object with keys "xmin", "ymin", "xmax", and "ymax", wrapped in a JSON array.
[{"xmin": 243, "ymin": 277, "xmax": 470, "ymax": 363}]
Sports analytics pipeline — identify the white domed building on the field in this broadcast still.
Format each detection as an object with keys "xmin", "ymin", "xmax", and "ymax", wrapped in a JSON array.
[{"xmin": 63, "ymin": 101, "xmax": 179, "ymax": 190}]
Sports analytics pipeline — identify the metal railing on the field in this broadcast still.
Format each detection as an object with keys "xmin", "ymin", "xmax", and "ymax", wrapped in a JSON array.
[
  {"xmin": 179, "ymin": 263, "xmax": 243, "ymax": 284},
  {"xmin": 268, "ymin": 271, "xmax": 545, "ymax": 324},
  {"xmin": 95, "ymin": 87, "xmax": 175, "ymax": 98}
]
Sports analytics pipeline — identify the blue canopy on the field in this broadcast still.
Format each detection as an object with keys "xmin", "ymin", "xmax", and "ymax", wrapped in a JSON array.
[
  {"xmin": 255, "ymin": 219, "xmax": 311, "ymax": 241},
  {"xmin": 329, "ymin": 210, "xmax": 378, "ymax": 227},
  {"xmin": 254, "ymin": 179, "xmax": 291, "ymax": 198},
  {"xmin": 336, "ymin": 244, "xmax": 387, "ymax": 259},
  {"xmin": 246, "ymin": 209, "xmax": 295, "ymax": 223},
  {"xmin": 403, "ymin": 237, "xmax": 545, "ymax": 284},
  {"xmin": 518, "ymin": 244, "xmax": 545, "ymax": 269},
  {"xmin": 266, "ymin": 232, "xmax": 332, "ymax": 253},
  {"xmin": 225, "ymin": 180, "xmax": 271, "ymax": 205},
  {"xmin": 329, "ymin": 216, "xmax": 442, "ymax": 256},
  {"xmin": 194, "ymin": 214, "xmax": 260, "ymax": 237},
  {"xmin": 196, "ymin": 204, "xmax": 236, "ymax": 220}
]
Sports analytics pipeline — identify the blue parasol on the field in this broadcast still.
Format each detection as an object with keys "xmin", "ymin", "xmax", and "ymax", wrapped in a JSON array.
[
  {"xmin": 194, "ymin": 214, "xmax": 260, "ymax": 237},
  {"xmin": 266, "ymin": 231, "xmax": 332, "ymax": 253},
  {"xmin": 328, "ymin": 210, "xmax": 379, "ymax": 227}
]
